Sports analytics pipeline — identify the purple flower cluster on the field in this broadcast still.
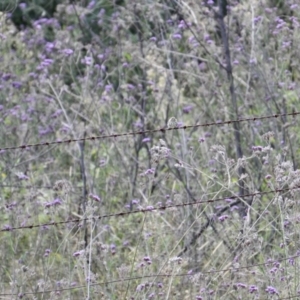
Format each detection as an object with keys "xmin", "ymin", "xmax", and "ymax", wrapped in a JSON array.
[{"xmin": 45, "ymin": 198, "xmax": 62, "ymax": 208}]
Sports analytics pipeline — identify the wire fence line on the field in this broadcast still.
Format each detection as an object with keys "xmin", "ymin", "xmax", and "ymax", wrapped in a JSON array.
[
  {"xmin": 0, "ymin": 112, "xmax": 299, "ymax": 298},
  {"xmin": 1, "ymin": 186, "xmax": 296, "ymax": 233},
  {"xmin": 0, "ymin": 254, "xmax": 298, "ymax": 297},
  {"xmin": 0, "ymin": 111, "xmax": 299, "ymax": 152},
  {"xmin": 0, "ymin": 184, "xmax": 82, "ymax": 189}
]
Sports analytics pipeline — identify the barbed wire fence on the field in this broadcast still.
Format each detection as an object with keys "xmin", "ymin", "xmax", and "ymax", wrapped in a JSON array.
[
  {"xmin": 0, "ymin": 111, "xmax": 298, "ymax": 151},
  {"xmin": 0, "ymin": 186, "xmax": 297, "ymax": 233},
  {"xmin": 1, "ymin": 111, "xmax": 299, "ymax": 298},
  {"xmin": 0, "ymin": 254, "xmax": 299, "ymax": 297}
]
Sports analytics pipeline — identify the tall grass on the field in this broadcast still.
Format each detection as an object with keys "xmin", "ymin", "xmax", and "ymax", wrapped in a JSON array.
[{"xmin": 0, "ymin": 0, "xmax": 300, "ymax": 299}]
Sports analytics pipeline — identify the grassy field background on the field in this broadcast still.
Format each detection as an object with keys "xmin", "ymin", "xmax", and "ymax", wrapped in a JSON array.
[{"xmin": 1, "ymin": 0, "xmax": 300, "ymax": 299}]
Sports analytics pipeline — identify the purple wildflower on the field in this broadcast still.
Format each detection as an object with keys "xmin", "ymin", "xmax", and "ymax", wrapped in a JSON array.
[
  {"xmin": 265, "ymin": 286, "xmax": 279, "ymax": 295},
  {"xmin": 218, "ymin": 215, "xmax": 229, "ymax": 222},
  {"xmin": 82, "ymin": 56, "xmax": 93, "ymax": 65},
  {"xmin": 73, "ymin": 250, "xmax": 84, "ymax": 257},
  {"xmin": 51, "ymin": 110, "xmax": 63, "ymax": 118},
  {"xmin": 45, "ymin": 198, "xmax": 62, "ymax": 208},
  {"xmin": 3, "ymin": 224, "xmax": 12, "ymax": 231},
  {"xmin": 230, "ymin": 205, "xmax": 239, "ymax": 212},
  {"xmin": 105, "ymin": 84, "xmax": 113, "ymax": 92},
  {"xmin": 136, "ymin": 284, "xmax": 145, "ymax": 292},
  {"xmin": 19, "ymin": 3, "xmax": 27, "ymax": 9},
  {"xmin": 62, "ymin": 48, "xmax": 74, "ymax": 56},
  {"xmin": 289, "ymin": 257, "xmax": 295, "ymax": 265},
  {"xmin": 142, "ymin": 137, "xmax": 151, "ymax": 143},
  {"xmin": 41, "ymin": 58, "xmax": 54, "ymax": 67},
  {"xmin": 87, "ymin": 0, "xmax": 96, "ymax": 9},
  {"xmin": 144, "ymin": 168, "xmax": 155, "ymax": 175},
  {"xmin": 182, "ymin": 105, "xmax": 194, "ymax": 114},
  {"xmin": 89, "ymin": 193, "xmax": 101, "ymax": 202},
  {"xmin": 12, "ymin": 81, "xmax": 22, "ymax": 89},
  {"xmin": 253, "ymin": 16, "xmax": 263, "ymax": 24},
  {"xmin": 235, "ymin": 282, "xmax": 247, "ymax": 289},
  {"xmin": 2, "ymin": 73, "xmax": 11, "ymax": 81},
  {"xmin": 16, "ymin": 173, "xmax": 29, "ymax": 180},
  {"xmin": 111, "ymin": 244, "xmax": 116, "ymax": 255},
  {"xmin": 172, "ymin": 33, "xmax": 182, "ymax": 40},
  {"xmin": 145, "ymin": 206, "xmax": 154, "ymax": 211},
  {"xmin": 249, "ymin": 285, "xmax": 258, "ymax": 293},
  {"xmin": 127, "ymin": 84, "xmax": 135, "ymax": 90},
  {"xmin": 39, "ymin": 127, "xmax": 53, "ymax": 136},
  {"xmin": 143, "ymin": 256, "xmax": 152, "ymax": 265},
  {"xmin": 224, "ymin": 198, "xmax": 233, "ymax": 203}
]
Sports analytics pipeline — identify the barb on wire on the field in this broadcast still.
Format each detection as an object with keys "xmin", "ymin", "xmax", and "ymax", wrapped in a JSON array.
[
  {"xmin": 0, "ymin": 111, "xmax": 299, "ymax": 152},
  {"xmin": 0, "ymin": 186, "xmax": 295, "ymax": 233},
  {"xmin": 1, "ymin": 254, "xmax": 299, "ymax": 297}
]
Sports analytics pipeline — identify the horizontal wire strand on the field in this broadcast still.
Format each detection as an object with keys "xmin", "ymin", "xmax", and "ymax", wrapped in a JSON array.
[
  {"xmin": 1, "ymin": 254, "xmax": 298, "ymax": 296},
  {"xmin": 0, "ymin": 186, "xmax": 295, "ymax": 233},
  {"xmin": 0, "ymin": 111, "xmax": 298, "ymax": 151}
]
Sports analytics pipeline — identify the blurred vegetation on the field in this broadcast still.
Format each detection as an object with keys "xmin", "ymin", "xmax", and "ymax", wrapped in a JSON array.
[{"xmin": 0, "ymin": 0, "xmax": 300, "ymax": 299}]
